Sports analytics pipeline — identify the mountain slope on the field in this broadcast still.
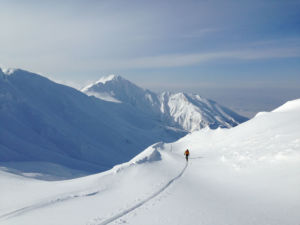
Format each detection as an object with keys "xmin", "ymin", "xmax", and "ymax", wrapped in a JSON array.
[
  {"xmin": 82, "ymin": 75, "xmax": 248, "ymax": 132},
  {"xmin": 0, "ymin": 99, "xmax": 299, "ymax": 225},
  {"xmin": 82, "ymin": 75, "xmax": 161, "ymax": 116},
  {"xmin": 160, "ymin": 91, "xmax": 248, "ymax": 130},
  {"xmin": 0, "ymin": 69, "xmax": 185, "ymax": 177}
]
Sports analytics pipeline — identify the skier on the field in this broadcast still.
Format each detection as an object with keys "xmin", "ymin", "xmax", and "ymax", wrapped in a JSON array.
[{"xmin": 184, "ymin": 149, "xmax": 190, "ymax": 162}]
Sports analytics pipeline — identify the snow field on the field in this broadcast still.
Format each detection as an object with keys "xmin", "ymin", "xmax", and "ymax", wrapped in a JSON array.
[
  {"xmin": 0, "ymin": 99, "xmax": 299, "ymax": 225},
  {"xmin": 0, "ymin": 144, "xmax": 185, "ymax": 225}
]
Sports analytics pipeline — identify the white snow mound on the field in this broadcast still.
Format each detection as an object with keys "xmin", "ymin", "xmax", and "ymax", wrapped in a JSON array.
[
  {"xmin": 272, "ymin": 99, "xmax": 300, "ymax": 112},
  {"xmin": 130, "ymin": 142, "xmax": 163, "ymax": 164}
]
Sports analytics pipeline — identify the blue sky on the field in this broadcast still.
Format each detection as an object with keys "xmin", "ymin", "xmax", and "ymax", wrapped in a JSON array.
[{"xmin": 0, "ymin": 0, "xmax": 299, "ymax": 116}]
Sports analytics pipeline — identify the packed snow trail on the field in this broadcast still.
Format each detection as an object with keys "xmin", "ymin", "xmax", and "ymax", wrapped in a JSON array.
[
  {"xmin": 0, "ymin": 189, "xmax": 103, "ymax": 221},
  {"xmin": 93, "ymin": 162, "xmax": 188, "ymax": 225}
]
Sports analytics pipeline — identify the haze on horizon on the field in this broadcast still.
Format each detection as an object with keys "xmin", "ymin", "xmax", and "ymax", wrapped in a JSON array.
[{"xmin": 0, "ymin": 0, "xmax": 299, "ymax": 117}]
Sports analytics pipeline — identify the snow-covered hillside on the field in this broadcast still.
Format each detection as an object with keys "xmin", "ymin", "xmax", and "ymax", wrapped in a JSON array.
[
  {"xmin": 0, "ymin": 68, "xmax": 185, "ymax": 178},
  {"xmin": 1, "ymin": 99, "xmax": 299, "ymax": 225},
  {"xmin": 160, "ymin": 91, "xmax": 247, "ymax": 130},
  {"xmin": 82, "ymin": 75, "xmax": 248, "ymax": 132},
  {"xmin": 82, "ymin": 75, "xmax": 162, "ymax": 116}
]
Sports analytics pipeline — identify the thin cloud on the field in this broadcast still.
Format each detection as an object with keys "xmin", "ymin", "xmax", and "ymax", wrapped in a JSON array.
[
  {"xmin": 179, "ymin": 28, "xmax": 221, "ymax": 39},
  {"xmin": 2, "ymin": 46, "xmax": 299, "ymax": 73},
  {"xmin": 93, "ymin": 47, "xmax": 300, "ymax": 70}
]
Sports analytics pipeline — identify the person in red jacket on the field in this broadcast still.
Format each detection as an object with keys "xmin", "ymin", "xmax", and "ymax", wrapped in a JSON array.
[{"xmin": 184, "ymin": 149, "xmax": 190, "ymax": 161}]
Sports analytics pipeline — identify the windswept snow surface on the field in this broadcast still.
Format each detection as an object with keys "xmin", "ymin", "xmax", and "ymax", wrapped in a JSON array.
[
  {"xmin": 0, "ymin": 99, "xmax": 299, "ymax": 225},
  {"xmin": 82, "ymin": 75, "xmax": 248, "ymax": 132}
]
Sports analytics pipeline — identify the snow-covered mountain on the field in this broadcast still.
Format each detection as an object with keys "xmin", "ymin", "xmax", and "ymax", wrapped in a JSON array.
[
  {"xmin": 1, "ymin": 99, "xmax": 299, "ymax": 225},
  {"xmin": 0, "ymin": 68, "xmax": 185, "ymax": 177},
  {"xmin": 160, "ymin": 91, "xmax": 247, "ymax": 130},
  {"xmin": 82, "ymin": 75, "xmax": 248, "ymax": 131},
  {"xmin": 82, "ymin": 75, "xmax": 162, "ymax": 116}
]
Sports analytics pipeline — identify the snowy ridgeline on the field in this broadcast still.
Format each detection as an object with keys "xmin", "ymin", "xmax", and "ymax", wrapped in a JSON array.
[
  {"xmin": 0, "ymin": 68, "xmax": 247, "ymax": 178},
  {"xmin": 0, "ymin": 99, "xmax": 299, "ymax": 225},
  {"xmin": 82, "ymin": 74, "xmax": 248, "ymax": 132},
  {"xmin": 0, "ymin": 68, "xmax": 185, "ymax": 177}
]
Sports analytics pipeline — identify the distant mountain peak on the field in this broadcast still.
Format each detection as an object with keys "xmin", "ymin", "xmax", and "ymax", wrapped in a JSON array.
[
  {"xmin": 95, "ymin": 74, "xmax": 122, "ymax": 84},
  {"xmin": 0, "ymin": 67, "xmax": 18, "ymax": 76},
  {"xmin": 81, "ymin": 74, "xmax": 131, "ymax": 93},
  {"xmin": 82, "ymin": 75, "xmax": 248, "ymax": 131}
]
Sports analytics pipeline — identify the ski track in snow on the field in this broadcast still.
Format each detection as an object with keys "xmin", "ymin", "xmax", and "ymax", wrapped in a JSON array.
[
  {"xmin": 0, "ymin": 189, "xmax": 103, "ymax": 221},
  {"xmin": 89, "ymin": 162, "xmax": 188, "ymax": 225},
  {"xmin": 0, "ymin": 158, "xmax": 191, "ymax": 224}
]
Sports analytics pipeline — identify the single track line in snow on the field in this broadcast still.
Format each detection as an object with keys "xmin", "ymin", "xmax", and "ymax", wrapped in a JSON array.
[
  {"xmin": 1, "ymin": 160, "xmax": 188, "ymax": 224},
  {"xmin": 93, "ymin": 162, "xmax": 188, "ymax": 225},
  {"xmin": 0, "ymin": 189, "xmax": 103, "ymax": 221}
]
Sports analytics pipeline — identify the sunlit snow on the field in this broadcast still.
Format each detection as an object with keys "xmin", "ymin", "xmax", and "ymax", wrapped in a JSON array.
[{"xmin": 0, "ymin": 99, "xmax": 299, "ymax": 225}]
